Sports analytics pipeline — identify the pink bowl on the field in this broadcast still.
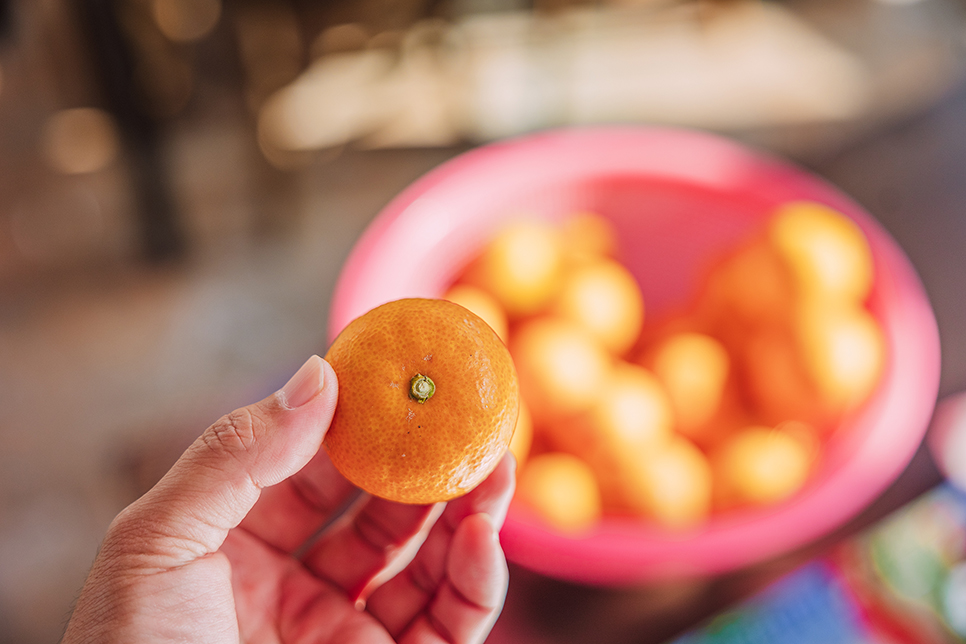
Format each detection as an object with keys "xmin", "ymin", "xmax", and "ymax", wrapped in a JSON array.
[{"xmin": 327, "ymin": 127, "xmax": 941, "ymax": 585}]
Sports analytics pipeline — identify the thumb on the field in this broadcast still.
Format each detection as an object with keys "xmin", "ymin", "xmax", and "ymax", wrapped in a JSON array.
[{"xmin": 108, "ymin": 355, "xmax": 339, "ymax": 568}]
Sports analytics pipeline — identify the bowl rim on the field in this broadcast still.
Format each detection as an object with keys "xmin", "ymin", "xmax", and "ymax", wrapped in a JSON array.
[{"xmin": 327, "ymin": 125, "xmax": 942, "ymax": 585}]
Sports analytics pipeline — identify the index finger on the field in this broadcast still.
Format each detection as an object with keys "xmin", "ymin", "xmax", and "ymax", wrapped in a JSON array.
[{"xmin": 238, "ymin": 446, "xmax": 361, "ymax": 553}]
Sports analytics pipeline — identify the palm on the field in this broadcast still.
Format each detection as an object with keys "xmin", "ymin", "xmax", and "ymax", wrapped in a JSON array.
[{"xmin": 223, "ymin": 451, "xmax": 516, "ymax": 644}]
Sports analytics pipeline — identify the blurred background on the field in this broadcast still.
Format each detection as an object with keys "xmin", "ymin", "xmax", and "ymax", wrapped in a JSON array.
[{"xmin": 1, "ymin": 0, "xmax": 966, "ymax": 642}]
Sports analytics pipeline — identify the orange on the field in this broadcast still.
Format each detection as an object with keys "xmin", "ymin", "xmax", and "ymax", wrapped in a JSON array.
[
  {"xmin": 768, "ymin": 201, "xmax": 874, "ymax": 304},
  {"xmin": 463, "ymin": 219, "xmax": 565, "ymax": 318},
  {"xmin": 516, "ymin": 452, "xmax": 602, "ymax": 533},
  {"xmin": 713, "ymin": 425, "xmax": 813, "ymax": 507},
  {"xmin": 795, "ymin": 302, "xmax": 885, "ymax": 411},
  {"xmin": 698, "ymin": 241, "xmax": 794, "ymax": 333},
  {"xmin": 509, "ymin": 317, "xmax": 612, "ymax": 424},
  {"xmin": 549, "ymin": 362, "xmax": 673, "ymax": 505},
  {"xmin": 740, "ymin": 327, "xmax": 829, "ymax": 428},
  {"xmin": 443, "ymin": 283, "xmax": 509, "ymax": 341},
  {"xmin": 548, "ymin": 362, "xmax": 671, "ymax": 480},
  {"xmin": 618, "ymin": 436, "xmax": 712, "ymax": 530},
  {"xmin": 560, "ymin": 211, "xmax": 618, "ymax": 263},
  {"xmin": 324, "ymin": 298, "xmax": 520, "ymax": 504},
  {"xmin": 647, "ymin": 332, "xmax": 730, "ymax": 437},
  {"xmin": 551, "ymin": 258, "xmax": 645, "ymax": 356}
]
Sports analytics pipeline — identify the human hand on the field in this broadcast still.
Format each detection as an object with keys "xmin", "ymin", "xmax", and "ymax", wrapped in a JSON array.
[{"xmin": 62, "ymin": 355, "xmax": 516, "ymax": 644}]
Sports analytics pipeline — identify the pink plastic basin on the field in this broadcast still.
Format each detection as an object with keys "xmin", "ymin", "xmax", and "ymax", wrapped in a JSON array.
[{"xmin": 327, "ymin": 127, "xmax": 941, "ymax": 585}]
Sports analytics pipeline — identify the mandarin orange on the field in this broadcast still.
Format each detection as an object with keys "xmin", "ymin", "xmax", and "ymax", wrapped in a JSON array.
[
  {"xmin": 462, "ymin": 219, "xmax": 565, "ymax": 318},
  {"xmin": 509, "ymin": 317, "xmax": 612, "ymax": 424},
  {"xmin": 324, "ymin": 298, "xmax": 519, "ymax": 504},
  {"xmin": 443, "ymin": 283, "xmax": 509, "ymax": 341},
  {"xmin": 712, "ymin": 425, "xmax": 813, "ymax": 508},
  {"xmin": 551, "ymin": 258, "xmax": 645, "ymax": 356},
  {"xmin": 516, "ymin": 452, "xmax": 602, "ymax": 533}
]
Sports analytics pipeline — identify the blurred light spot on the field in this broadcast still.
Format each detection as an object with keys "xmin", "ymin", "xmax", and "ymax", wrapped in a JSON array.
[
  {"xmin": 152, "ymin": 0, "xmax": 221, "ymax": 43},
  {"xmin": 258, "ymin": 51, "xmax": 395, "ymax": 152},
  {"xmin": 41, "ymin": 108, "xmax": 120, "ymax": 175},
  {"xmin": 368, "ymin": 30, "xmax": 405, "ymax": 51},
  {"xmin": 310, "ymin": 23, "xmax": 370, "ymax": 58},
  {"xmin": 873, "ymin": 0, "xmax": 927, "ymax": 4}
]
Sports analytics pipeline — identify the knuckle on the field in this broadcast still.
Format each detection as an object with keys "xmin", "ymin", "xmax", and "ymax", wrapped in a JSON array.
[{"xmin": 203, "ymin": 407, "xmax": 262, "ymax": 458}]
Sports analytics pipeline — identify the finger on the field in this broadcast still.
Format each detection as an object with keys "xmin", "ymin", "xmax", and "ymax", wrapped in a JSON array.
[
  {"xmin": 399, "ymin": 513, "xmax": 508, "ymax": 644},
  {"xmin": 239, "ymin": 446, "xmax": 359, "ymax": 554},
  {"xmin": 299, "ymin": 496, "xmax": 440, "ymax": 602},
  {"xmin": 365, "ymin": 453, "xmax": 515, "ymax": 636},
  {"xmin": 104, "ymin": 355, "xmax": 339, "ymax": 569}
]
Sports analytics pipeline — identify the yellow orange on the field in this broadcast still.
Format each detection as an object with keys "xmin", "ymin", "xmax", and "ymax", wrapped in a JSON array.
[
  {"xmin": 551, "ymin": 258, "xmax": 645, "ymax": 355},
  {"xmin": 795, "ymin": 303, "xmax": 885, "ymax": 410},
  {"xmin": 549, "ymin": 362, "xmax": 674, "ymax": 503},
  {"xmin": 619, "ymin": 437, "xmax": 713, "ymax": 530},
  {"xmin": 463, "ymin": 219, "xmax": 565, "ymax": 317},
  {"xmin": 560, "ymin": 211, "xmax": 618, "ymax": 263},
  {"xmin": 516, "ymin": 452, "xmax": 602, "ymax": 532},
  {"xmin": 769, "ymin": 201, "xmax": 874, "ymax": 303},
  {"xmin": 699, "ymin": 242, "xmax": 794, "ymax": 332},
  {"xmin": 509, "ymin": 317, "xmax": 612, "ymax": 424},
  {"xmin": 740, "ymin": 328, "xmax": 829, "ymax": 428},
  {"xmin": 443, "ymin": 283, "xmax": 509, "ymax": 341},
  {"xmin": 324, "ymin": 298, "xmax": 519, "ymax": 504},
  {"xmin": 713, "ymin": 426, "xmax": 813, "ymax": 507},
  {"xmin": 648, "ymin": 332, "xmax": 730, "ymax": 436}
]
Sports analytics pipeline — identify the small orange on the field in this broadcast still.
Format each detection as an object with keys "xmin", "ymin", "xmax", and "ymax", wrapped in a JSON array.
[
  {"xmin": 712, "ymin": 425, "xmax": 813, "ymax": 507},
  {"xmin": 462, "ymin": 219, "xmax": 565, "ymax": 318},
  {"xmin": 795, "ymin": 302, "xmax": 885, "ymax": 411},
  {"xmin": 560, "ymin": 211, "xmax": 618, "ymax": 263},
  {"xmin": 618, "ymin": 436, "xmax": 713, "ymax": 530},
  {"xmin": 740, "ymin": 327, "xmax": 830, "ymax": 428},
  {"xmin": 509, "ymin": 317, "xmax": 613, "ymax": 424},
  {"xmin": 516, "ymin": 452, "xmax": 602, "ymax": 533},
  {"xmin": 768, "ymin": 201, "xmax": 874, "ymax": 304},
  {"xmin": 443, "ymin": 283, "xmax": 509, "ymax": 341},
  {"xmin": 551, "ymin": 258, "xmax": 645, "ymax": 356},
  {"xmin": 548, "ymin": 362, "xmax": 671, "ymax": 461},
  {"xmin": 647, "ymin": 332, "xmax": 730, "ymax": 436},
  {"xmin": 548, "ymin": 362, "xmax": 674, "ymax": 504},
  {"xmin": 324, "ymin": 298, "xmax": 519, "ymax": 504},
  {"xmin": 698, "ymin": 241, "xmax": 794, "ymax": 333}
]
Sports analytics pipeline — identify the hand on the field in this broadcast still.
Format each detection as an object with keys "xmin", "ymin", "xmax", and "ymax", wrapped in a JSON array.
[{"xmin": 62, "ymin": 355, "xmax": 516, "ymax": 643}]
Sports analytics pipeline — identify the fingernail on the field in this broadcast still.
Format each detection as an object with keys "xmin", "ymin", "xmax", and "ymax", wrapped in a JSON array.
[{"xmin": 278, "ymin": 355, "xmax": 325, "ymax": 409}]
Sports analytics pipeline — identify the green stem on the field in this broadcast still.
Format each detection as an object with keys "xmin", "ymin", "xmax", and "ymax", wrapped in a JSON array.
[{"xmin": 409, "ymin": 374, "xmax": 435, "ymax": 403}]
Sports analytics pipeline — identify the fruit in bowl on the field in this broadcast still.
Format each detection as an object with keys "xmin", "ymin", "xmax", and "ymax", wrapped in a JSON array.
[
  {"xmin": 442, "ymin": 202, "xmax": 885, "ymax": 533},
  {"xmin": 327, "ymin": 127, "xmax": 940, "ymax": 584}
]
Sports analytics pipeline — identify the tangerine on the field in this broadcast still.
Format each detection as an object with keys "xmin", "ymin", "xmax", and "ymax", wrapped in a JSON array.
[
  {"xmin": 768, "ymin": 201, "xmax": 874, "ymax": 303},
  {"xmin": 648, "ymin": 332, "xmax": 730, "ymax": 436},
  {"xmin": 324, "ymin": 298, "xmax": 520, "ymax": 504},
  {"xmin": 443, "ymin": 283, "xmax": 509, "ymax": 341},
  {"xmin": 713, "ymin": 426, "xmax": 813, "ymax": 507},
  {"xmin": 560, "ymin": 211, "xmax": 618, "ymax": 263},
  {"xmin": 509, "ymin": 317, "xmax": 613, "ymax": 424},
  {"xmin": 462, "ymin": 219, "xmax": 565, "ymax": 318},
  {"xmin": 516, "ymin": 452, "xmax": 602, "ymax": 533},
  {"xmin": 551, "ymin": 258, "xmax": 645, "ymax": 356}
]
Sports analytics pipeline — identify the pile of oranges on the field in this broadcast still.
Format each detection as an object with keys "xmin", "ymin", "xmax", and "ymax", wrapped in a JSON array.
[{"xmin": 444, "ymin": 203, "xmax": 886, "ymax": 533}]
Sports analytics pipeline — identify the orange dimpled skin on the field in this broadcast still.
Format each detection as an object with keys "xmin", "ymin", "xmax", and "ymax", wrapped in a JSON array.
[{"xmin": 324, "ymin": 298, "xmax": 520, "ymax": 504}]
